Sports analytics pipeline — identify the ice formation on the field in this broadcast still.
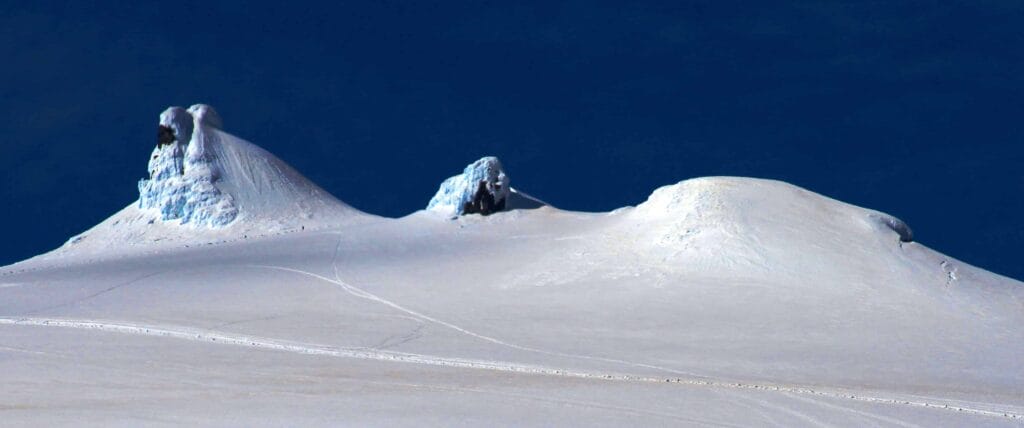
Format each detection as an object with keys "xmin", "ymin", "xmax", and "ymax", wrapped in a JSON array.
[
  {"xmin": 59, "ymin": 104, "xmax": 369, "ymax": 250},
  {"xmin": 137, "ymin": 105, "xmax": 239, "ymax": 227},
  {"xmin": 427, "ymin": 157, "xmax": 511, "ymax": 216}
]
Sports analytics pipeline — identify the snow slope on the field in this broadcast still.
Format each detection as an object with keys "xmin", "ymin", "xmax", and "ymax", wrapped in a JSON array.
[
  {"xmin": 48, "ymin": 105, "xmax": 371, "ymax": 260},
  {"xmin": 2, "ymin": 119, "xmax": 1022, "ymax": 425}
]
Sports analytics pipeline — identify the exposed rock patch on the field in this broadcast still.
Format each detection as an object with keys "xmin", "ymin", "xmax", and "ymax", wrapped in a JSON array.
[{"xmin": 157, "ymin": 125, "xmax": 176, "ymax": 146}]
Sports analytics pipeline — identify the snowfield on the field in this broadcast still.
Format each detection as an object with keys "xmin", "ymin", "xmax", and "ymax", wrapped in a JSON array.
[{"xmin": 1, "ymin": 106, "xmax": 1022, "ymax": 427}]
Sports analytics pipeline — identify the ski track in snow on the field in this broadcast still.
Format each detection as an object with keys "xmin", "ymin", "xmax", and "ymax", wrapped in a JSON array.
[
  {"xmin": 263, "ymin": 230, "xmax": 707, "ymax": 379},
  {"xmin": 720, "ymin": 389, "xmax": 789, "ymax": 428},
  {"xmin": 249, "ymin": 263, "xmax": 704, "ymax": 378},
  {"xmin": 0, "ymin": 316, "xmax": 1020, "ymax": 422},
  {"xmin": 727, "ymin": 392, "xmax": 835, "ymax": 428},
  {"xmin": 780, "ymin": 391, "xmax": 925, "ymax": 428}
]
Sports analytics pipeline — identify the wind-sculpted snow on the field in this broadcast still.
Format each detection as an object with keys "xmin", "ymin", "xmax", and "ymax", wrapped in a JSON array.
[
  {"xmin": 869, "ymin": 212, "xmax": 914, "ymax": 242},
  {"xmin": 3, "ymin": 173, "xmax": 1023, "ymax": 426},
  {"xmin": 49, "ymin": 104, "xmax": 370, "ymax": 256},
  {"xmin": 428, "ymin": 156, "xmax": 512, "ymax": 216},
  {"xmin": 138, "ymin": 105, "xmax": 238, "ymax": 227},
  {"xmin": 160, "ymin": 106, "xmax": 195, "ymax": 143},
  {"xmin": 7, "ymin": 103, "xmax": 1024, "ymax": 426},
  {"xmin": 187, "ymin": 103, "xmax": 223, "ymax": 129},
  {"xmin": 628, "ymin": 177, "xmax": 921, "ymax": 277}
]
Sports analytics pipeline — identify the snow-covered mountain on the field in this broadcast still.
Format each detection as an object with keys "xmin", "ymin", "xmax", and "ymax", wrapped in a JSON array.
[
  {"xmin": 52, "ymin": 104, "xmax": 370, "ymax": 259},
  {"xmin": 1, "ymin": 107, "xmax": 1022, "ymax": 426}
]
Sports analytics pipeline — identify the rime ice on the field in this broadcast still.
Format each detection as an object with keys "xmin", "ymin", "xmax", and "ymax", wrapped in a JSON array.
[
  {"xmin": 427, "ymin": 156, "xmax": 511, "ymax": 216},
  {"xmin": 138, "ymin": 104, "xmax": 239, "ymax": 227}
]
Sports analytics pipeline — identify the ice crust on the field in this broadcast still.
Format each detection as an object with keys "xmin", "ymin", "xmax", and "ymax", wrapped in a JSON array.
[
  {"xmin": 138, "ymin": 105, "xmax": 239, "ymax": 227},
  {"xmin": 427, "ymin": 156, "xmax": 511, "ymax": 216}
]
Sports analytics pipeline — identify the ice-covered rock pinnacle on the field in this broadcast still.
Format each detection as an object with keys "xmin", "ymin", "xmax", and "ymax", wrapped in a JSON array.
[
  {"xmin": 138, "ymin": 104, "xmax": 238, "ymax": 227},
  {"xmin": 187, "ymin": 104, "xmax": 222, "ymax": 129},
  {"xmin": 60, "ymin": 103, "xmax": 369, "ymax": 250},
  {"xmin": 428, "ymin": 157, "xmax": 512, "ymax": 216}
]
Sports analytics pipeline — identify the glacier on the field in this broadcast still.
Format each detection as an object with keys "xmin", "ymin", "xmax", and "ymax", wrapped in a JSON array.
[
  {"xmin": 6, "ymin": 174, "xmax": 1023, "ymax": 426},
  {"xmin": 3, "ymin": 104, "xmax": 1022, "ymax": 427}
]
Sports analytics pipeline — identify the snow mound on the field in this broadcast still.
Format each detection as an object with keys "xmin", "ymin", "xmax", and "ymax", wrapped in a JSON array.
[
  {"xmin": 427, "ymin": 157, "xmax": 512, "ymax": 216},
  {"xmin": 633, "ymin": 177, "xmax": 911, "ymax": 242},
  {"xmin": 57, "ymin": 104, "xmax": 371, "ymax": 255},
  {"xmin": 625, "ymin": 177, "xmax": 919, "ymax": 278}
]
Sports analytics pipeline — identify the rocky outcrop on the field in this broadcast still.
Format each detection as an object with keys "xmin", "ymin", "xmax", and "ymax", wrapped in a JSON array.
[
  {"xmin": 463, "ymin": 179, "xmax": 507, "ymax": 215},
  {"xmin": 427, "ymin": 157, "xmax": 511, "ymax": 217}
]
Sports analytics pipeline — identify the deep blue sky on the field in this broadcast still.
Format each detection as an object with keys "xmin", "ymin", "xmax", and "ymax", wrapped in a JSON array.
[{"xmin": 2, "ymin": 2, "xmax": 1022, "ymax": 279}]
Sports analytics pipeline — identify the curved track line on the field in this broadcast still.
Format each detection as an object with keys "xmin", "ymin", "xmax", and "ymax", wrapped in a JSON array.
[
  {"xmin": 729, "ymin": 392, "xmax": 836, "ymax": 428},
  {"xmin": 248, "ymin": 263, "xmax": 702, "ymax": 378},
  {"xmin": 721, "ymin": 390, "xmax": 787, "ymax": 428},
  {"xmin": 780, "ymin": 391, "xmax": 923, "ymax": 428},
  {"xmin": 0, "ymin": 316, "xmax": 1020, "ymax": 422},
  {"xmin": 320, "ymin": 232, "xmax": 700, "ymax": 376}
]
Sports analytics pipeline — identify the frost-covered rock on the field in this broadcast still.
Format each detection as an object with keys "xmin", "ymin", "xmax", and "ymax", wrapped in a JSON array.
[
  {"xmin": 138, "ymin": 104, "xmax": 238, "ymax": 227},
  {"xmin": 58, "ymin": 103, "xmax": 369, "ymax": 252},
  {"xmin": 160, "ymin": 106, "xmax": 194, "ymax": 145},
  {"xmin": 187, "ymin": 104, "xmax": 223, "ymax": 129},
  {"xmin": 428, "ymin": 157, "xmax": 511, "ymax": 216}
]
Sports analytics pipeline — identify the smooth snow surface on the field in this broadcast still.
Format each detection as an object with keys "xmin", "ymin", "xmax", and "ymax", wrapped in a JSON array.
[{"xmin": 4, "ymin": 171, "xmax": 1023, "ymax": 425}]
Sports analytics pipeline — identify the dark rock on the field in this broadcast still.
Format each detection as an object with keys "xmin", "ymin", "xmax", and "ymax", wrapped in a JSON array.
[
  {"xmin": 157, "ymin": 125, "xmax": 176, "ymax": 146},
  {"xmin": 463, "ymin": 180, "xmax": 506, "ymax": 216}
]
